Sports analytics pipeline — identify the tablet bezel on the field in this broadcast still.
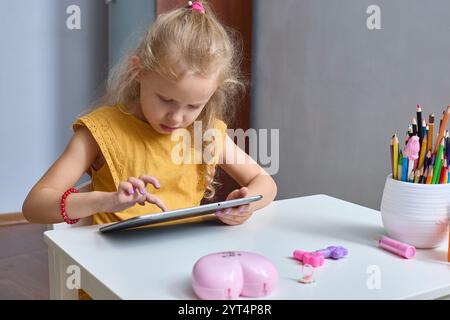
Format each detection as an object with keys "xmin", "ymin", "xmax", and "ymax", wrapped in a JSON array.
[{"xmin": 99, "ymin": 194, "xmax": 263, "ymax": 233}]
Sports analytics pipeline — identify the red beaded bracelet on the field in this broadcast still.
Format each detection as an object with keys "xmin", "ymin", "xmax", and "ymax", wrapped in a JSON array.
[{"xmin": 60, "ymin": 187, "xmax": 80, "ymax": 224}]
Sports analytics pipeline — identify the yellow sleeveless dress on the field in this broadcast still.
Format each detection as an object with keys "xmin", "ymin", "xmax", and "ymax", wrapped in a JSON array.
[
  {"xmin": 72, "ymin": 104, "xmax": 227, "ymax": 226},
  {"xmin": 73, "ymin": 104, "xmax": 227, "ymax": 300}
]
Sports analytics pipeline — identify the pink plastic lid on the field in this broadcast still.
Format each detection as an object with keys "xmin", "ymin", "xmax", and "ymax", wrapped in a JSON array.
[{"xmin": 191, "ymin": 251, "xmax": 278, "ymax": 300}]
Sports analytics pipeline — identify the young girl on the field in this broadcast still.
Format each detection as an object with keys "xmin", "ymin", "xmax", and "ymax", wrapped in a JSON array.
[{"xmin": 22, "ymin": 1, "xmax": 277, "ymax": 228}]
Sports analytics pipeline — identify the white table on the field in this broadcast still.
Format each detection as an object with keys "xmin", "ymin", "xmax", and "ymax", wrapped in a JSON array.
[{"xmin": 44, "ymin": 194, "xmax": 450, "ymax": 300}]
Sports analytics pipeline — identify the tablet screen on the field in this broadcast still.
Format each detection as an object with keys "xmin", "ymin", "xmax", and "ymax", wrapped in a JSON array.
[{"xmin": 99, "ymin": 194, "xmax": 263, "ymax": 233}]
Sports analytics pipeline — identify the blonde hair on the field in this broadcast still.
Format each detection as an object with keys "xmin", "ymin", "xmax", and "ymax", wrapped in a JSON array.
[{"xmin": 93, "ymin": 1, "xmax": 246, "ymax": 199}]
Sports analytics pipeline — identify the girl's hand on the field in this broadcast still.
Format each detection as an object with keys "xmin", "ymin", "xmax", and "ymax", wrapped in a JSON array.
[
  {"xmin": 107, "ymin": 175, "xmax": 169, "ymax": 213},
  {"xmin": 215, "ymin": 187, "xmax": 254, "ymax": 226}
]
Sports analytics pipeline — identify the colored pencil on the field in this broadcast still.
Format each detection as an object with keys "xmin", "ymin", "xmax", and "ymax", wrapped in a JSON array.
[
  {"xmin": 414, "ymin": 168, "xmax": 421, "ymax": 183},
  {"xmin": 402, "ymin": 154, "xmax": 408, "ymax": 182},
  {"xmin": 434, "ymin": 106, "xmax": 450, "ymax": 153},
  {"xmin": 428, "ymin": 114, "xmax": 434, "ymax": 152},
  {"xmin": 408, "ymin": 125, "xmax": 413, "ymax": 138},
  {"xmin": 417, "ymin": 105, "xmax": 423, "ymax": 145},
  {"xmin": 421, "ymin": 120, "xmax": 427, "ymax": 141},
  {"xmin": 390, "ymin": 135, "xmax": 394, "ymax": 178},
  {"xmin": 431, "ymin": 152, "xmax": 436, "ymax": 167},
  {"xmin": 420, "ymin": 167, "xmax": 428, "ymax": 184},
  {"xmin": 446, "ymin": 130, "xmax": 449, "ymax": 163},
  {"xmin": 387, "ymin": 106, "xmax": 450, "ymax": 183},
  {"xmin": 418, "ymin": 132, "xmax": 427, "ymax": 170},
  {"xmin": 408, "ymin": 158, "xmax": 415, "ymax": 182},
  {"xmin": 424, "ymin": 150, "xmax": 431, "ymax": 171},
  {"xmin": 412, "ymin": 118, "xmax": 418, "ymax": 136},
  {"xmin": 448, "ymin": 164, "xmax": 450, "ymax": 183},
  {"xmin": 393, "ymin": 134, "xmax": 399, "ymax": 179},
  {"xmin": 432, "ymin": 138, "xmax": 445, "ymax": 184},
  {"xmin": 426, "ymin": 166, "xmax": 433, "ymax": 184},
  {"xmin": 439, "ymin": 159, "xmax": 448, "ymax": 184}
]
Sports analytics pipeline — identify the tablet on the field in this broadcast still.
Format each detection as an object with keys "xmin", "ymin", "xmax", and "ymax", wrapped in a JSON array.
[{"xmin": 99, "ymin": 194, "xmax": 263, "ymax": 233}]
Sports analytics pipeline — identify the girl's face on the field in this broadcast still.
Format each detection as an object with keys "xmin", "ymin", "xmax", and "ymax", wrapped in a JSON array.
[{"xmin": 135, "ymin": 59, "xmax": 220, "ymax": 135}]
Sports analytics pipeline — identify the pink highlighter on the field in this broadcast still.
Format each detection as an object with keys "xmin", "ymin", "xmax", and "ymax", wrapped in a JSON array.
[{"xmin": 379, "ymin": 236, "xmax": 416, "ymax": 259}]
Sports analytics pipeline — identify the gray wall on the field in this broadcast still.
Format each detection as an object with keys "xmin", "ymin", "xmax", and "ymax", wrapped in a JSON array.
[
  {"xmin": 108, "ymin": 0, "xmax": 155, "ymax": 66},
  {"xmin": 252, "ymin": 0, "xmax": 450, "ymax": 210},
  {"xmin": 0, "ymin": 0, "xmax": 107, "ymax": 213}
]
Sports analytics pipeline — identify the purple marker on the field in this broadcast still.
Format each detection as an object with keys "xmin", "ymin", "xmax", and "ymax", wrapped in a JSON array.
[
  {"xmin": 316, "ymin": 246, "xmax": 348, "ymax": 260},
  {"xmin": 379, "ymin": 236, "xmax": 416, "ymax": 259}
]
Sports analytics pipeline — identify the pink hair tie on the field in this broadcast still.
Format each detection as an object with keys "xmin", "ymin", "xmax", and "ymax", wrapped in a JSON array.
[{"xmin": 188, "ymin": 1, "xmax": 205, "ymax": 14}]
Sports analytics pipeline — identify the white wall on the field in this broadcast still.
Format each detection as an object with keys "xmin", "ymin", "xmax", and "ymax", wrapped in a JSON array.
[{"xmin": 0, "ymin": 0, "xmax": 108, "ymax": 213}]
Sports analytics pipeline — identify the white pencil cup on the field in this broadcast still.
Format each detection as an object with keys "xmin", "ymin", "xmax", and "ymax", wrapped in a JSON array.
[{"xmin": 380, "ymin": 174, "xmax": 450, "ymax": 248}]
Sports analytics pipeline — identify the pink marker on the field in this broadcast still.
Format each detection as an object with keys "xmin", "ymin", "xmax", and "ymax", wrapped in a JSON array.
[
  {"xmin": 379, "ymin": 236, "xmax": 416, "ymax": 259},
  {"xmin": 293, "ymin": 250, "xmax": 324, "ymax": 267}
]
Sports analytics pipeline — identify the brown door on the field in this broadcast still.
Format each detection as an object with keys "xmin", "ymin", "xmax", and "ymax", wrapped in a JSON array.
[{"xmin": 156, "ymin": 0, "xmax": 253, "ymax": 202}]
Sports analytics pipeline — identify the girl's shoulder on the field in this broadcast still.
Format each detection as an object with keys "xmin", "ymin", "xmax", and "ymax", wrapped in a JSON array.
[
  {"xmin": 80, "ymin": 104, "xmax": 123, "ymax": 119},
  {"xmin": 74, "ymin": 104, "xmax": 128, "ymax": 126},
  {"xmin": 73, "ymin": 104, "xmax": 131, "ymax": 136}
]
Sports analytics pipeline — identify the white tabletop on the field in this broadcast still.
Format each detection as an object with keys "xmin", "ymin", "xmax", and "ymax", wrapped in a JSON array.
[{"xmin": 44, "ymin": 194, "xmax": 450, "ymax": 300}]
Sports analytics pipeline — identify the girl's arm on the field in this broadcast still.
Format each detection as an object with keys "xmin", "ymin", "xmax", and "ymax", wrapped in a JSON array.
[
  {"xmin": 218, "ymin": 134, "xmax": 277, "ymax": 213},
  {"xmin": 22, "ymin": 127, "xmax": 111, "ymax": 224},
  {"xmin": 22, "ymin": 127, "xmax": 168, "ymax": 224}
]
